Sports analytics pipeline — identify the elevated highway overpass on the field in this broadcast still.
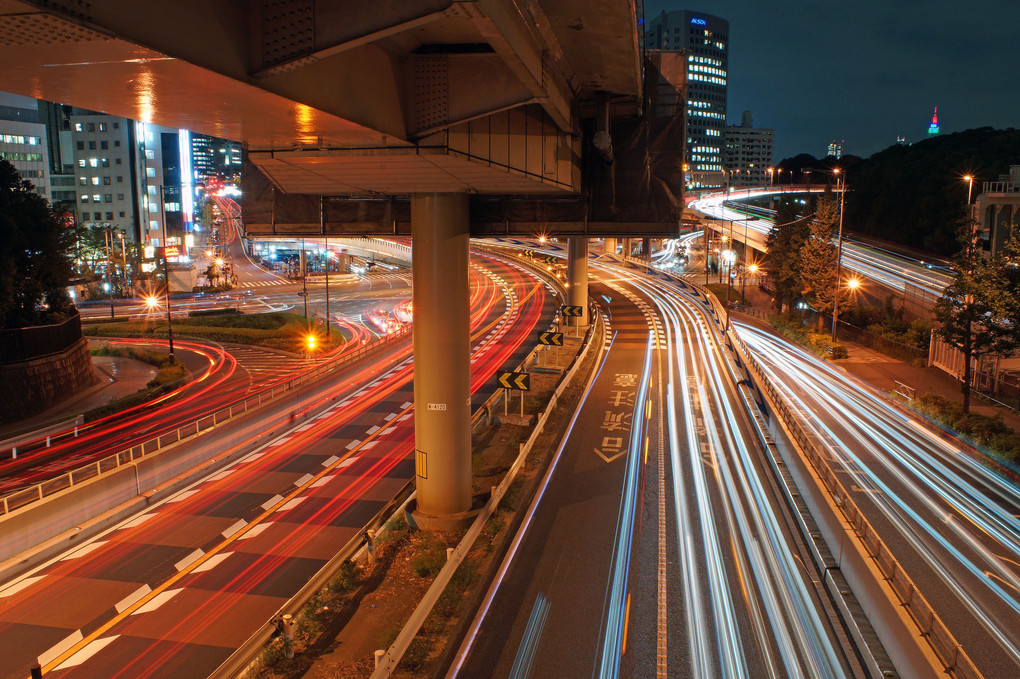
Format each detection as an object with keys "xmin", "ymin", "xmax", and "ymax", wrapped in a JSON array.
[{"xmin": 0, "ymin": 0, "xmax": 682, "ymax": 523}]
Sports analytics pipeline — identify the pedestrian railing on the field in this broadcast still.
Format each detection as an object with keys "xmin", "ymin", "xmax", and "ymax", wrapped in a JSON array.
[
  {"xmin": 729, "ymin": 325, "xmax": 982, "ymax": 679},
  {"xmin": 0, "ymin": 327, "xmax": 411, "ymax": 516}
]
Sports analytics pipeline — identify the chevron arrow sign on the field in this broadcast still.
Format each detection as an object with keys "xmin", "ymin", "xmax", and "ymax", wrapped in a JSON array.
[
  {"xmin": 561, "ymin": 305, "xmax": 583, "ymax": 317},
  {"xmin": 497, "ymin": 371, "xmax": 530, "ymax": 390},
  {"xmin": 537, "ymin": 331, "xmax": 564, "ymax": 346}
]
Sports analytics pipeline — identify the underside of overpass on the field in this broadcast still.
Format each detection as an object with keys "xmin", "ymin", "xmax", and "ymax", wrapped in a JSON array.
[{"xmin": 0, "ymin": 0, "xmax": 684, "ymax": 523}]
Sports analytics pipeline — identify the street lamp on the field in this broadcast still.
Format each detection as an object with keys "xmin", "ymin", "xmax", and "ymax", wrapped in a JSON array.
[
  {"xmin": 743, "ymin": 262, "xmax": 758, "ymax": 303},
  {"xmin": 831, "ymin": 169, "xmax": 847, "ymax": 343},
  {"xmin": 767, "ymin": 167, "xmax": 775, "ymax": 186},
  {"xmin": 963, "ymin": 174, "xmax": 974, "ymax": 205}
]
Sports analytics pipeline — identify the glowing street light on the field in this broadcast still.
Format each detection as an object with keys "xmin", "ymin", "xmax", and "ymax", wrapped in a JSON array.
[
  {"xmin": 963, "ymin": 175, "xmax": 974, "ymax": 205},
  {"xmin": 145, "ymin": 295, "xmax": 159, "ymax": 310}
]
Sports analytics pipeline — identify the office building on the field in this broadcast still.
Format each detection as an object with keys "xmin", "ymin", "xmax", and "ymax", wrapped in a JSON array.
[
  {"xmin": 645, "ymin": 10, "xmax": 728, "ymax": 189},
  {"xmin": 827, "ymin": 140, "xmax": 843, "ymax": 159},
  {"xmin": 724, "ymin": 110, "xmax": 773, "ymax": 187},
  {"xmin": 191, "ymin": 133, "xmax": 242, "ymax": 185},
  {"xmin": 69, "ymin": 111, "xmax": 137, "ymax": 240},
  {"xmin": 0, "ymin": 91, "xmax": 50, "ymax": 199}
]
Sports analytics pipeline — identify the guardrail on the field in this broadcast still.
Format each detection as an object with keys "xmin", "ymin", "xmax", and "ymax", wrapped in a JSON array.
[
  {"xmin": 0, "ymin": 327, "xmax": 411, "ymax": 517},
  {"xmin": 729, "ymin": 327, "xmax": 982, "ymax": 679},
  {"xmin": 213, "ymin": 245, "xmax": 580, "ymax": 678},
  {"xmin": 371, "ymin": 299, "xmax": 603, "ymax": 678}
]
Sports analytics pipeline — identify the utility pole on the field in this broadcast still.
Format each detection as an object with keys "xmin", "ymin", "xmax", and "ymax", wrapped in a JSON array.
[
  {"xmin": 322, "ymin": 198, "xmax": 331, "ymax": 343},
  {"xmin": 104, "ymin": 224, "xmax": 114, "ymax": 318},
  {"xmin": 301, "ymin": 237, "xmax": 308, "ymax": 319},
  {"xmin": 831, "ymin": 174, "xmax": 846, "ymax": 342},
  {"xmin": 159, "ymin": 186, "xmax": 175, "ymax": 361}
]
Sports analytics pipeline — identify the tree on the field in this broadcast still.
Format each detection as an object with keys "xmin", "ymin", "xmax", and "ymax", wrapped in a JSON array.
[
  {"xmin": 933, "ymin": 221, "xmax": 1019, "ymax": 412},
  {"xmin": 0, "ymin": 160, "xmax": 75, "ymax": 328},
  {"xmin": 800, "ymin": 190, "xmax": 840, "ymax": 328},
  {"xmin": 764, "ymin": 198, "xmax": 811, "ymax": 312}
]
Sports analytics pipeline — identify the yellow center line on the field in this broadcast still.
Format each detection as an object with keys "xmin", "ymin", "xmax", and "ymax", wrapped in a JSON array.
[{"xmin": 43, "ymin": 402, "xmax": 414, "ymax": 673}]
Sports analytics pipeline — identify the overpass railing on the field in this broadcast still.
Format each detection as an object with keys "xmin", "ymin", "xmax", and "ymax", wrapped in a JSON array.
[{"xmin": 0, "ymin": 327, "xmax": 411, "ymax": 517}]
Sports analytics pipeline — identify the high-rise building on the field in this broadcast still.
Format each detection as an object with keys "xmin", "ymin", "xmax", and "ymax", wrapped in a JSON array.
[
  {"xmin": 191, "ymin": 133, "xmax": 242, "ymax": 185},
  {"xmin": 827, "ymin": 140, "xmax": 843, "ymax": 159},
  {"xmin": 928, "ymin": 107, "xmax": 940, "ymax": 136},
  {"xmin": 645, "ymin": 10, "xmax": 728, "ymax": 189},
  {"xmin": 0, "ymin": 92, "xmax": 50, "ymax": 199},
  {"xmin": 724, "ymin": 111, "xmax": 773, "ymax": 187},
  {"xmin": 133, "ymin": 121, "xmax": 194, "ymax": 254},
  {"xmin": 69, "ymin": 112, "xmax": 137, "ymax": 240}
]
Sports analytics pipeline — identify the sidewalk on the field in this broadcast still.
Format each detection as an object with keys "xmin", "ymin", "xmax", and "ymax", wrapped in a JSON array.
[
  {"xmin": 837, "ymin": 341, "xmax": 1020, "ymax": 433},
  {"xmin": 0, "ymin": 350, "xmax": 156, "ymax": 442}
]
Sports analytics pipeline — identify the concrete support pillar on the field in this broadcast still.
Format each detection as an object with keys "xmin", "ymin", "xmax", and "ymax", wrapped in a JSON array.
[
  {"xmin": 603, "ymin": 237, "xmax": 617, "ymax": 255},
  {"xmin": 641, "ymin": 237, "xmax": 651, "ymax": 259},
  {"xmin": 410, "ymin": 194, "xmax": 472, "ymax": 527},
  {"xmin": 299, "ymin": 248, "xmax": 307, "ymax": 275},
  {"xmin": 567, "ymin": 237, "xmax": 589, "ymax": 325}
]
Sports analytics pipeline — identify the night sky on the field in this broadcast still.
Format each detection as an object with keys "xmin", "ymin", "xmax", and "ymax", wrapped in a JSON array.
[{"xmin": 643, "ymin": 1, "xmax": 1020, "ymax": 161}]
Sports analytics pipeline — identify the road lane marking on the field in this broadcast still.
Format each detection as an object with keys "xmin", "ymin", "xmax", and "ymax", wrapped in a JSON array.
[
  {"xmin": 192, "ymin": 552, "xmax": 233, "ymax": 573},
  {"xmin": 59, "ymin": 542, "xmax": 106, "ymax": 560},
  {"xmin": 277, "ymin": 497, "xmax": 306, "ymax": 513},
  {"xmin": 221, "ymin": 519, "xmax": 247, "ymax": 539},
  {"xmin": 261, "ymin": 494, "xmax": 284, "ymax": 510},
  {"xmin": 115, "ymin": 585, "xmax": 151, "ymax": 613},
  {"xmin": 132, "ymin": 588, "xmax": 183, "ymax": 614},
  {"xmin": 310, "ymin": 475, "xmax": 334, "ymax": 488},
  {"xmin": 346, "ymin": 439, "xmax": 362, "ymax": 449},
  {"xmin": 119, "ymin": 513, "xmax": 156, "ymax": 529},
  {"xmin": 236, "ymin": 522, "xmax": 272, "ymax": 540},
  {"xmin": 54, "ymin": 635, "xmax": 119, "ymax": 670},
  {"xmin": 322, "ymin": 455, "xmax": 340, "ymax": 466},
  {"xmin": 38, "ymin": 630, "xmax": 84, "ymax": 667},
  {"xmin": 294, "ymin": 473, "xmax": 315, "ymax": 487},
  {"xmin": 175, "ymin": 549, "xmax": 205, "ymax": 571},
  {"xmin": 0, "ymin": 575, "xmax": 45, "ymax": 598}
]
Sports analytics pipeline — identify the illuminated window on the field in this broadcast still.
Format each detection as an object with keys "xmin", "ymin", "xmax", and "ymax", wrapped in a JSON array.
[
  {"xmin": 146, "ymin": 167, "xmax": 156, "ymax": 178},
  {"xmin": 93, "ymin": 194, "xmax": 101, "ymax": 202}
]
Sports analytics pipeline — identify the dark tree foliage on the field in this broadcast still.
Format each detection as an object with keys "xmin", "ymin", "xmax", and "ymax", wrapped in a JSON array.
[
  {"xmin": 933, "ymin": 221, "xmax": 1019, "ymax": 413},
  {"xmin": 800, "ymin": 189, "xmax": 841, "ymax": 327},
  {"xmin": 0, "ymin": 160, "xmax": 75, "ymax": 328},
  {"xmin": 764, "ymin": 197, "xmax": 811, "ymax": 312},
  {"xmin": 779, "ymin": 128, "xmax": 1020, "ymax": 257}
]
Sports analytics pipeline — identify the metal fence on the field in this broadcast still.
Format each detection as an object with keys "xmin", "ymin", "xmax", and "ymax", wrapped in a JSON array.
[
  {"xmin": 0, "ymin": 327, "xmax": 411, "ymax": 516},
  {"xmin": 0, "ymin": 311, "xmax": 83, "ymax": 364},
  {"xmin": 835, "ymin": 321, "xmax": 928, "ymax": 363},
  {"xmin": 730, "ymin": 328, "xmax": 982, "ymax": 679}
]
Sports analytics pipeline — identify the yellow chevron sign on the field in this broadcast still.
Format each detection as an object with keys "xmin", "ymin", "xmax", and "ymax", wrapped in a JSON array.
[
  {"xmin": 537, "ymin": 331, "xmax": 564, "ymax": 346},
  {"xmin": 497, "ymin": 371, "xmax": 530, "ymax": 390},
  {"xmin": 561, "ymin": 305, "xmax": 583, "ymax": 317},
  {"xmin": 544, "ymin": 256, "xmax": 559, "ymax": 264},
  {"xmin": 523, "ymin": 249, "xmax": 535, "ymax": 257}
]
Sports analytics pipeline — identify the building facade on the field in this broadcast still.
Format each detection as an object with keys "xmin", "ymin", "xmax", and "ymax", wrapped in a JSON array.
[
  {"xmin": 645, "ymin": 10, "xmax": 728, "ymax": 189},
  {"xmin": 69, "ymin": 111, "xmax": 137, "ymax": 241},
  {"xmin": 973, "ymin": 165, "xmax": 1020, "ymax": 257},
  {"xmin": 724, "ymin": 110, "xmax": 773, "ymax": 187},
  {"xmin": 191, "ymin": 133, "xmax": 242, "ymax": 185},
  {"xmin": 0, "ymin": 91, "xmax": 50, "ymax": 198}
]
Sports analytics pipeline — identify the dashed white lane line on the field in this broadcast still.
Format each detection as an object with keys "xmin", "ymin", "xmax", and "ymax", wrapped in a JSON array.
[
  {"xmin": 366, "ymin": 425, "xmax": 381, "ymax": 434},
  {"xmin": 397, "ymin": 414, "xmax": 412, "ymax": 422},
  {"xmin": 346, "ymin": 439, "xmax": 361, "ymax": 450},
  {"xmin": 338, "ymin": 457, "xmax": 358, "ymax": 468},
  {"xmin": 132, "ymin": 588, "xmax": 183, "ymax": 615},
  {"xmin": 384, "ymin": 413, "xmax": 397, "ymax": 421},
  {"xmin": 166, "ymin": 489, "xmax": 199, "ymax": 503},
  {"xmin": 0, "ymin": 575, "xmax": 45, "ymax": 598},
  {"xmin": 261, "ymin": 494, "xmax": 284, "ymax": 510},
  {"xmin": 38, "ymin": 630, "xmax": 84, "ymax": 667},
  {"xmin": 115, "ymin": 585, "xmax": 151, "ymax": 613},
  {"xmin": 294, "ymin": 473, "xmax": 314, "ymax": 486},
  {"xmin": 207, "ymin": 467, "xmax": 237, "ymax": 482},
  {"xmin": 322, "ymin": 455, "xmax": 339, "ymax": 466},
  {"xmin": 175, "ymin": 549, "xmax": 205, "ymax": 572},
  {"xmin": 222, "ymin": 519, "xmax": 247, "ymax": 539},
  {"xmin": 310, "ymin": 475, "xmax": 334, "ymax": 488},
  {"xmin": 120, "ymin": 513, "xmax": 156, "ymax": 529},
  {"xmin": 361, "ymin": 441, "xmax": 378, "ymax": 450},
  {"xmin": 192, "ymin": 552, "xmax": 233, "ymax": 574},
  {"xmin": 296, "ymin": 421, "xmax": 317, "ymax": 431},
  {"xmin": 54, "ymin": 635, "xmax": 120, "ymax": 670},
  {"xmin": 401, "ymin": 401, "xmax": 412, "ymax": 408},
  {"xmin": 237, "ymin": 523, "xmax": 272, "ymax": 540},
  {"xmin": 277, "ymin": 497, "xmax": 306, "ymax": 513},
  {"xmin": 59, "ymin": 542, "xmax": 106, "ymax": 560}
]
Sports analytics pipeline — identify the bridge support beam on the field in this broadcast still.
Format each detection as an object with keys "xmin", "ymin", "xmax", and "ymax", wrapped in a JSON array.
[
  {"xmin": 603, "ymin": 237, "xmax": 617, "ymax": 255},
  {"xmin": 409, "ymin": 193, "xmax": 473, "ymax": 529},
  {"xmin": 642, "ymin": 237, "xmax": 651, "ymax": 259},
  {"xmin": 567, "ymin": 237, "xmax": 589, "ymax": 325}
]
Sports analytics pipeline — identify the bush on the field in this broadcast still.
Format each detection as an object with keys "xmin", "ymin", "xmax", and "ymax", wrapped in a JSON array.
[
  {"xmin": 911, "ymin": 391, "xmax": 1020, "ymax": 463},
  {"xmin": 768, "ymin": 314, "xmax": 848, "ymax": 360}
]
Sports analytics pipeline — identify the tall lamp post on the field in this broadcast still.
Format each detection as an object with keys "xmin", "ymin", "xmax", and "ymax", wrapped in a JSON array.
[
  {"xmin": 963, "ymin": 174, "xmax": 974, "ymax": 205},
  {"xmin": 158, "ymin": 186, "xmax": 176, "ymax": 361},
  {"xmin": 830, "ymin": 169, "xmax": 847, "ymax": 342}
]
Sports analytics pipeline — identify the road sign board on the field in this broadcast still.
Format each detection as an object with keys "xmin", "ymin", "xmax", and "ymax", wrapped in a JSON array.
[
  {"xmin": 497, "ymin": 371, "xmax": 530, "ymax": 391},
  {"xmin": 544, "ymin": 256, "xmax": 559, "ymax": 264},
  {"xmin": 537, "ymin": 331, "xmax": 564, "ymax": 346},
  {"xmin": 561, "ymin": 305, "xmax": 583, "ymax": 317},
  {"xmin": 315, "ymin": 317, "xmax": 325, "ymax": 326},
  {"xmin": 524, "ymin": 249, "xmax": 535, "ymax": 257}
]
